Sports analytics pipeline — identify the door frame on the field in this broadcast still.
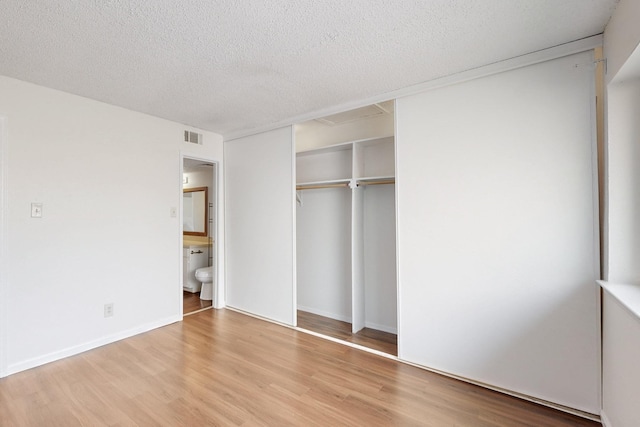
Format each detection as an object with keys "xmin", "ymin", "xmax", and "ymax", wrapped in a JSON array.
[
  {"xmin": 0, "ymin": 116, "xmax": 7, "ymax": 377},
  {"xmin": 180, "ymin": 153, "xmax": 221, "ymax": 316}
]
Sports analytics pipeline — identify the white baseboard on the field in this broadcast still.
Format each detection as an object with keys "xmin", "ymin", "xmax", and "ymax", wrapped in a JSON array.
[
  {"xmin": 600, "ymin": 410, "xmax": 611, "ymax": 427},
  {"xmin": 6, "ymin": 315, "xmax": 181, "ymax": 376},
  {"xmin": 297, "ymin": 306, "xmax": 397, "ymax": 334},
  {"xmin": 364, "ymin": 320, "xmax": 397, "ymax": 334},
  {"xmin": 297, "ymin": 305, "xmax": 350, "ymax": 323}
]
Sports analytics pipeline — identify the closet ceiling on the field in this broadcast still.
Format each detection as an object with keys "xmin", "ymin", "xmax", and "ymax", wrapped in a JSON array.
[{"xmin": 0, "ymin": 1, "xmax": 619, "ymax": 138}]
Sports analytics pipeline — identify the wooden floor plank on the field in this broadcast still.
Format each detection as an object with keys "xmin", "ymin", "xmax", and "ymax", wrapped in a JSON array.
[{"xmin": 0, "ymin": 309, "xmax": 599, "ymax": 426}]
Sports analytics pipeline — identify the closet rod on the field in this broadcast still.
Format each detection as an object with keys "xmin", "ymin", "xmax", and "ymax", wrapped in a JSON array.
[
  {"xmin": 358, "ymin": 179, "xmax": 395, "ymax": 186},
  {"xmin": 296, "ymin": 183, "xmax": 350, "ymax": 191}
]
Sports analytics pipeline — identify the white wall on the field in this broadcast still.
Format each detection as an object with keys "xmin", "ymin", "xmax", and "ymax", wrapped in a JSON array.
[
  {"xmin": 603, "ymin": 0, "xmax": 640, "ymax": 85},
  {"xmin": 297, "ymin": 188, "xmax": 353, "ymax": 321},
  {"xmin": 363, "ymin": 185, "xmax": 396, "ymax": 332},
  {"xmin": 603, "ymin": 0, "xmax": 640, "ymax": 285},
  {"xmin": 601, "ymin": 1, "xmax": 640, "ymax": 424},
  {"xmin": 0, "ymin": 75, "xmax": 223, "ymax": 375},
  {"xmin": 601, "ymin": 286, "xmax": 640, "ymax": 427},
  {"xmin": 224, "ymin": 127, "xmax": 296, "ymax": 325},
  {"xmin": 396, "ymin": 52, "xmax": 600, "ymax": 413},
  {"xmin": 605, "ymin": 80, "xmax": 640, "ymax": 284}
]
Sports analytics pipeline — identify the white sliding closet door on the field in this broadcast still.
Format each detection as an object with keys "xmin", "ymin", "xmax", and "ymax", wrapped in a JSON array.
[
  {"xmin": 225, "ymin": 127, "xmax": 295, "ymax": 325},
  {"xmin": 396, "ymin": 52, "xmax": 599, "ymax": 413}
]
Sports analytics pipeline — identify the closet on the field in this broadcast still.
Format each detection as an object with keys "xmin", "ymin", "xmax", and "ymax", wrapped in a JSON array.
[{"xmin": 296, "ymin": 105, "xmax": 397, "ymax": 353}]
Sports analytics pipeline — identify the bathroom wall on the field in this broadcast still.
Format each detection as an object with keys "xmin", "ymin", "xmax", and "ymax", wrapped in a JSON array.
[
  {"xmin": 183, "ymin": 166, "xmax": 215, "ymax": 239},
  {"xmin": 0, "ymin": 75, "xmax": 223, "ymax": 375},
  {"xmin": 183, "ymin": 165, "xmax": 216, "ymax": 270}
]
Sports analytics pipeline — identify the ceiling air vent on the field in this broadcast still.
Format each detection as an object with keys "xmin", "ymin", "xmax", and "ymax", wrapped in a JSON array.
[{"xmin": 184, "ymin": 130, "xmax": 203, "ymax": 145}]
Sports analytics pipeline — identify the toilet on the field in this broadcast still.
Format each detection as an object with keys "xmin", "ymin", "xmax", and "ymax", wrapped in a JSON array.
[{"xmin": 195, "ymin": 266, "xmax": 213, "ymax": 301}]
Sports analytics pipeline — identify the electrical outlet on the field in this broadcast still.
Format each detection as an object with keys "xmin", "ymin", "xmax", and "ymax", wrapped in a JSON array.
[{"xmin": 104, "ymin": 303, "xmax": 114, "ymax": 318}]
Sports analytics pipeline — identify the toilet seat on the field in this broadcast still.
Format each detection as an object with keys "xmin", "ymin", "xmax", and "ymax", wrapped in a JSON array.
[{"xmin": 195, "ymin": 266, "xmax": 213, "ymax": 280}]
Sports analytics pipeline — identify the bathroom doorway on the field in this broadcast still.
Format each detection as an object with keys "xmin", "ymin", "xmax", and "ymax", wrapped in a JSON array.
[{"xmin": 182, "ymin": 156, "xmax": 218, "ymax": 316}]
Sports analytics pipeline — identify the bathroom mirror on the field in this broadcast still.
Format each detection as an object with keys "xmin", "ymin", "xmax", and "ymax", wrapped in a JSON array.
[{"xmin": 183, "ymin": 187, "xmax": 208, "ymax": 236}]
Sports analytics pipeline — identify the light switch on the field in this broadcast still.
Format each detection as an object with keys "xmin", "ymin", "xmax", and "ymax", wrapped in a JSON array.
[
  {"xmin": 170, "ymin": 207, "xmax": 177, "ymax": 218},
  {"xmin": 31, "ymin": 203, "xmax": 43, "ymax": 218}
]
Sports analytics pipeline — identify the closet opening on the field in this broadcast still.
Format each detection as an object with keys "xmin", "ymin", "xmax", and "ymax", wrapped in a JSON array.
[{"xmin": 294, "ymin": 102, "xmax": 398, "ymax": 355}]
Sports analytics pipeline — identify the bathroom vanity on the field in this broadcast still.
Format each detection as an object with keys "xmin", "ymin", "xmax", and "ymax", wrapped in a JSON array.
[{"xmin": 183, "ymin": 243, "xmax": 208, "ymax": 293}]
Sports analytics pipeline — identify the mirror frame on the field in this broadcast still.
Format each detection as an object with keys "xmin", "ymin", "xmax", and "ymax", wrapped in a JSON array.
[{"xmin": 183, "ymin": 186, "xmax": 208, "ymax": 237}]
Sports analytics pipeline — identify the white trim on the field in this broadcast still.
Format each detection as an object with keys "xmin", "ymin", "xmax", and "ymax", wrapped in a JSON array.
[
  {"xmin": 296, "ymin": 305, "xmax": 351, "ymax": 324},
  {"xmin": 222, "ymin": 141, "xmax": 228, "ymax": 313},
  {"xmin": 393, "ymin": 98, "xmax": 402, "ymax": 359},
  {"xmin": 587, "ymin": 49, "xmax": 604, "ymax": 411},
  {"xmin": 599, "ymin": 281, "xmax": 640, "ymax": 321},
  {"xmin": 296, "ymin": 307, "xmax": 396, "ymax": 333},
  {"xmin": 213, "ymin": 161, "xmax": 223, "ymax": 309},
  {"xmin": 363, "ymin": 321, "xmax": 397, "ymax": 335},
  {"xmin": 224, "ymin": 35, "xmax": 604, "ymax": 141},
  {"xmin": 291, "ymin": 126, "xmax": 298, "ymax": 326},
  {"xmin": 178, "ymin": 155, "xmax": 185, "ymax": 318},
  {"xmin": 183, "ymin": 306, "xmax": 213, "ymax": 317},
  {"xmin": 600, "ymin": 410, "xmax": 612, "ymax": 427},
  {"xmin": 0, "ymin": 116, "xmax": 8, "ymax": 378},
  {"xmin": 225, "ymin": 306, "xmax": 294, "ymax": 329},
  {"xmin": 6, "ymin": 315, "xmax": 181, "ymax": 375}
]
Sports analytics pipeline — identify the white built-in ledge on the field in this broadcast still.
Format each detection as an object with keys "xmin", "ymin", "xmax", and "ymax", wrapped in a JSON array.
[{"xmin": 598, "ymin": 280, "xmax": 640, "ymax": 321}]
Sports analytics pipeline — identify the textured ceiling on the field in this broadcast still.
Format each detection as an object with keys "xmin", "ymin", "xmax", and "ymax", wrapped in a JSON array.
[{"xmin": 0, "ymin": 1, "xmax": 619, "ymax": 137}]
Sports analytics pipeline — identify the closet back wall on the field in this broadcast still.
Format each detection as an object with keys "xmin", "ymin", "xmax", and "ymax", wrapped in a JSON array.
[
  {"xmin": 297, "ymin": 187, "xmax": 352, "ymax": 321},
  {"xmin": 363, "ymin": 184, "xmax": 397, "ymax": 333}
]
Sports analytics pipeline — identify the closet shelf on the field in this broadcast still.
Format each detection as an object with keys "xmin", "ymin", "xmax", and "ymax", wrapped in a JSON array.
[
  {"xmin": 296, "ymin": 176, "xmax": 395, "ymax": 191},
  {"xmin": 296, "ymin": 136, "xmax": 393, "ymax": 156}
]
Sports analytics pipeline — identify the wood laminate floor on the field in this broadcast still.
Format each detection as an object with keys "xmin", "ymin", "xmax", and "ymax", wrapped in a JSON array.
[
  {"xmin": 183, "ymin": 290, "xmax": 212, "ymax": 314},
  {"xmin": 297, "ymin": 310, "xmax": 398, "ymax": 356},
  {"xmin": 0, "ymin": 308, "xmax": 600, "ymax": 426}
]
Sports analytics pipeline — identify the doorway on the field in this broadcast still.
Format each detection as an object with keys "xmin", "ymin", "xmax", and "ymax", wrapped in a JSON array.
[{"xmin": 182, "ymin": 156, "xmax": 218, "ymax": 315}]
